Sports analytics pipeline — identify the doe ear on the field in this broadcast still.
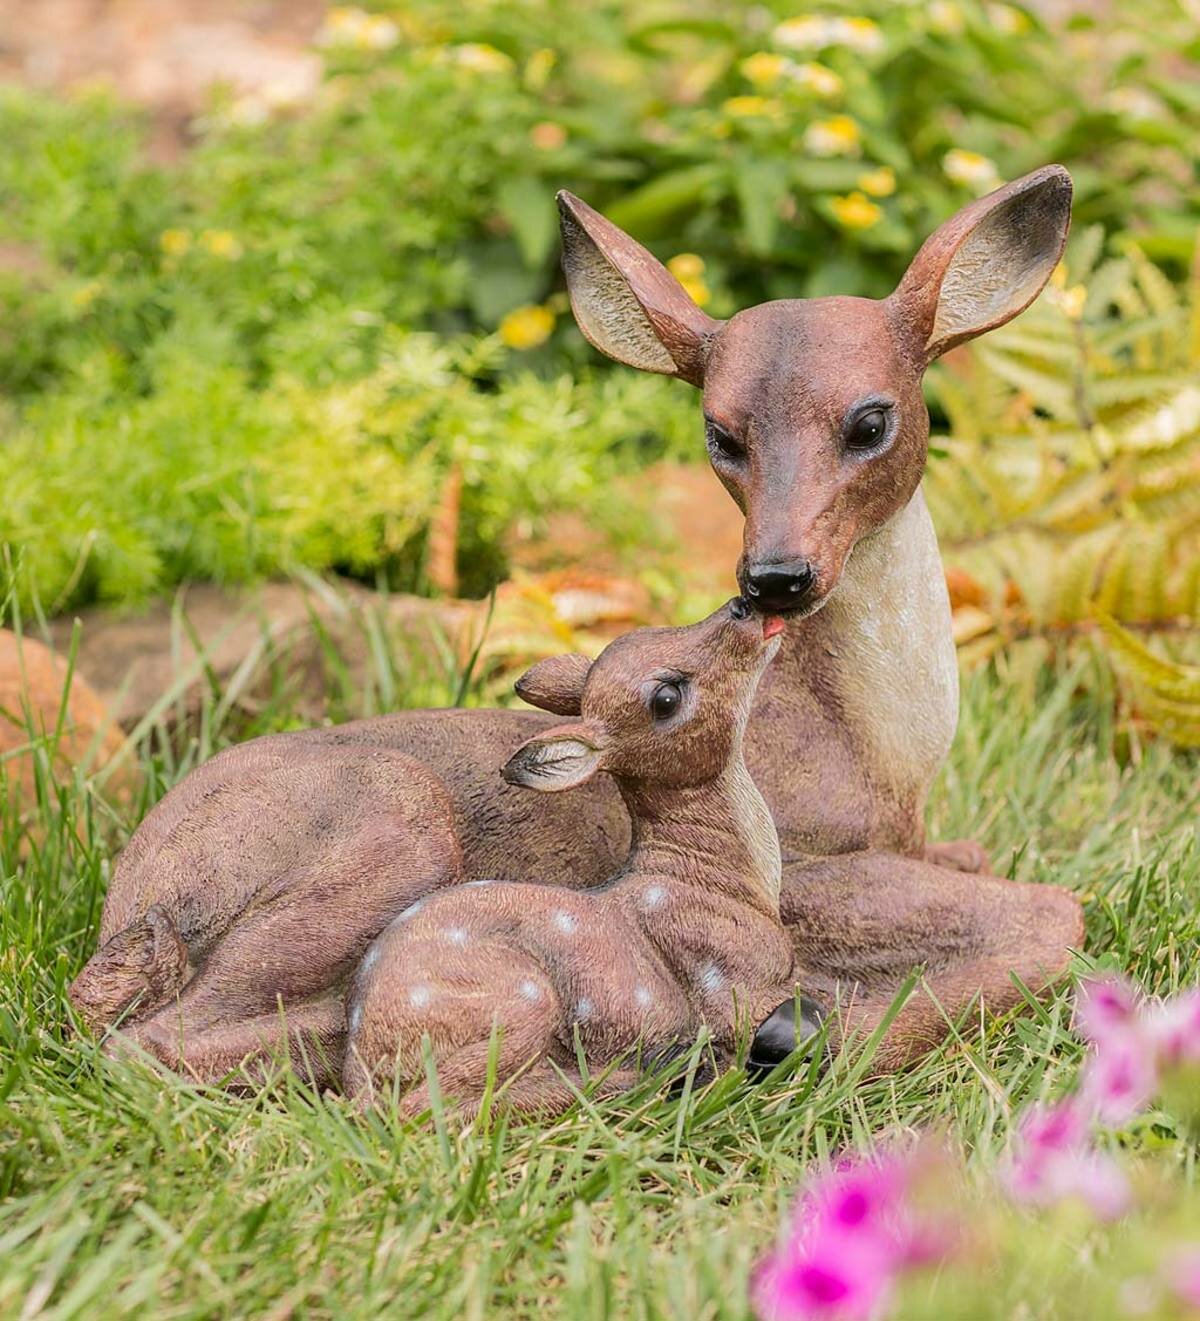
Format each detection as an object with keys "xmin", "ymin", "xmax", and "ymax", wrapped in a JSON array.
[
  {"xmin": 889, "ymin": 164, "xmax": 1073, "ymax": 365},
  {"xmin": 514, "ymin": 652, "xmax": 591, "ymax": 716},
  {"xmin": 501, "ymin": 722, "xmax": 606, "ymax": 793},
  {"xmin": 557, "ymin": 191, "xmax": 722, "ymax": 386}
]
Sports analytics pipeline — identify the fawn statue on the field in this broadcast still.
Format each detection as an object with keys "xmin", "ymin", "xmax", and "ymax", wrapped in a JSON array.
[{"xmin": 344, "ymin": 600, "xmax": 820, "ymax": 1116}]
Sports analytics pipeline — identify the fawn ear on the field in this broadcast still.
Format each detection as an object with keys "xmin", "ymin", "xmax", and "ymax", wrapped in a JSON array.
[
  {"xmin": 558, "ymin": 191, "xmax": 721, "ymax": 386},
  {"xmin": 502, "ymin": 722, "xmax": 606, "ymax": 793},
  {"xmin": 514, "ymin": 652, "xmax": 591, "ymax": 716},
  {"xmin": 889, "ymin": 164, "xmax": 1072, "ymax": 364}
]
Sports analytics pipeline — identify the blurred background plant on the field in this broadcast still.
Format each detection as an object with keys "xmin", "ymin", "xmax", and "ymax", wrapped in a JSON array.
[{"xmin": 0, "ymin": 0, "xmax": 1195, "ymax": 741}]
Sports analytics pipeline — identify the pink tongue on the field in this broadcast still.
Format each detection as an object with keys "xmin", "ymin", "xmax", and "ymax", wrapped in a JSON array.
[{"xmin": 762, "ymin": 616, "xmax": 786, "ymax": 640}]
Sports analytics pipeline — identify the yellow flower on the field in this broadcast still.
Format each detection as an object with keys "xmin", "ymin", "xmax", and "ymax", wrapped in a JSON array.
[
  {"xmin": 71, "ymin": 280, "xmax": 103, "ymax": 310},
  {"xmin": 199, "ymin": 229, "xmax": 244, "ymax": 260},
  {"xmin": 986, "ymin": 3, "xmax": 1031, "ymax": 35},
  {"xmin": 499, "ymin": 304, "xmax": 556, "ymax": 350},
  {"xmin": 678, "ymin": 276, "xmax": 711, "ymax": 307},
  {"xmin": 943, "ymin": 148, "xmax": 1000, "ymax": 193},
  {"xmin": 740, "ymin": 52, "xmax": 787, "ymax": 87},
  {"xmin": 773, "ymin": 15, "xmax": 884, "ymax": 55},
  {"xmin": 841, "ymin": 17, "xmax": 885, "ymax": 53},
  {"xmin": 857, "ymin": 166, "xmax": 896, "ymax": 197},
  {"xmin": 317, "ymin": 7, "xmax": 400, "ymax": 50},
  {"xmin": 792, "ymin": 62, "xmax": 842, "ymax": 97},
  {"xmin": 830, "ymin": 191, "xmax": 883, "ymax": 230},
  {"xmin": 452, "ymin": 43, "xmax": 514, "ymax": 74},
  {"xmin": 667, "ymin": 253, "xmax": 706, "ymax": 281},
  {"xmin": 927, "ymin": 2, "xmax": 965, "ymax": 34},
  {"xmin": 1050, "ymin": 261, "xmax": 1068, "ymax": 290},
  {"xmin": 722, "ymin": 95, "xmax": 783, "ymax": 119},
  {"xmin": 530, "ymin": 121, "xmax": 567, "ymax": 150},
  {"xmin": 804, "ymin": 115, "xmax": 861, "ymax": 157},
  {"xmin": 525, "ymin": 47, "xmax": 556, "ymax": 90},
  {"xmin": 1058, "ymin": 284, "xmax": 1087, "ymax": 319},
  {"xmin": 159, "ymin": 228, "xmax": 191, "ymax": 257}
]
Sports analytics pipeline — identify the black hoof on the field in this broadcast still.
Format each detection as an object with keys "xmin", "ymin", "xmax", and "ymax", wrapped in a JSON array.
[{"xmin": 748, "ymin": 994, "xmax": 825, "ymax": 1079}]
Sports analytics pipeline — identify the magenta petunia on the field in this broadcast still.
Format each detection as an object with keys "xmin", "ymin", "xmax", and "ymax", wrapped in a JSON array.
[
  {"xmin": 1148, "ymin": 991, "xmax": 1200, "ymax": 1068},
  {"xmin": 1080, "ymin": 1032, "xmax": 1158, "ymax": 1125},
  {"xmin": 1004, "ymin": 1098, "xmax": 1131, "ymax": 1222},
  {"xmin": 1163, "ymin": 1247, "xmax": 1200, "ymax": 1309},
  {"xmin": 1075, "ymin": 974, "xmax": 1142, "ymax": 1046}
]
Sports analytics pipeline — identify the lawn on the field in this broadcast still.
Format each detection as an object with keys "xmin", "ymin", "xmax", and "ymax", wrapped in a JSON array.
[{"xmin": 1, "ymin": 617, "xmax": 1196, "ymax": 1318}]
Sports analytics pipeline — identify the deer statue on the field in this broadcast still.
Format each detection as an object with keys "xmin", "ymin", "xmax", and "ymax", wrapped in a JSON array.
[
  {"xmin": 343, "ymin": 598, "xmax": 820, "ymax": 1116},
  {"xmin": 70, "ymin": 165, "xmax": 1083, "ymax": 1085}
]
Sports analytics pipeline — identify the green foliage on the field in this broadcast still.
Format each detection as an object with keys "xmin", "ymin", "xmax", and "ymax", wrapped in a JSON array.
[
  {"xmin": 925, "ymin": 230, "xmax": 1200, "ymax": 745},
  {"xmin": 0, "ymin": 331, "xmax": 696, "ymax": 612}
]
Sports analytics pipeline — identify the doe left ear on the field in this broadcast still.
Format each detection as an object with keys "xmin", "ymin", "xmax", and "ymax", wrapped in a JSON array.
[
  {"xmin": 889, "ymin": 164, "xmax": 1073, "ymax": 364},
  {"xmin": 501, "ymin": 723, "xmax": 605, "ymax": 793}
]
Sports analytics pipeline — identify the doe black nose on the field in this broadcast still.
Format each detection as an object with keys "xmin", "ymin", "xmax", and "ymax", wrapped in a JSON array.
[{"xmin": 743, "ymin": 561, "xmax": 815, "ymax": 611}]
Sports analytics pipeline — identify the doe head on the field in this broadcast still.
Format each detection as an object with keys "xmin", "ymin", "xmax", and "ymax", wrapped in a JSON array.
[
  {"xmin": 558, "ymin": 165, "xmax": 1072, "ymax": 616},
  {"xmin": 503, "ymin": 598, "xmax": 784, "ymax": 792}
]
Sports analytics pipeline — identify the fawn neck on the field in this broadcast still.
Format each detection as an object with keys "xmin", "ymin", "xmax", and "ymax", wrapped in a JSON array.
[{"xmin": 616, "ymin": 755, "xmax": 782, "ymax": 914}]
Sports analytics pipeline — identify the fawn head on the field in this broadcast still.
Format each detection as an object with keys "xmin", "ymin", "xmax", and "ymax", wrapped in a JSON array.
[
  {"xmin": 504, "ymin": 598, "xmax": 783, "ymax": 791},
  {"xmin": 558, "ymin": 166, "xmax": 1072, "ymax": 616}
]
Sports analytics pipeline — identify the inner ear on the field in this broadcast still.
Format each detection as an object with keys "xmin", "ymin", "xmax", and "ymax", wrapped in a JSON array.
[
  {"xmin": 501, "ymin": 725, "xmax": 605, "ymax": 793},
  {"xmin": 558, "ymin": 191, "xmax": 722, "ymax": 386}
]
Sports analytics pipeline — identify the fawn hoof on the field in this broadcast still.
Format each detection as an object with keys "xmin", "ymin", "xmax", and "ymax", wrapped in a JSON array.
[{"xmin": 748, "ymin": 994, "xmax": 825, "ymax": 1079}]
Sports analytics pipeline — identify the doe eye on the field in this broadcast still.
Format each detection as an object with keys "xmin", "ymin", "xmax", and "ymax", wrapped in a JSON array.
[
  {"xmin": 846, "ymin": 408, "xmax": 889, "ymax": 451},
  {"xmin": 650, "ymin": 682, "xmax": 683, "ymax": 721},
  {"xmin": 706, "ymin": 420, "xmax": 745, "ymax": 462}
]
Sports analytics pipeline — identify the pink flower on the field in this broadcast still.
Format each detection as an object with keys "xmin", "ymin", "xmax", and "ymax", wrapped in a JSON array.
[
  {"xmin": 1004, "ymin": 1099, "xmax": 1131, "ymax": 1222},
  {"xmin": 1081, "ymin": 1032, "xmax": 1158, "ymax": 1125},
  {"xmin": 1163, "ymin": 1247, "xmax": 1200, "ymax": 1309},
  {"xmin": 1148, "ymin": 991, "xmax": 1200, "ymax": 1068},
  {"xmin": 1075, "ymin": 975, "xmax": 1142, "ymax": 1045},
  {"xmin": 752, "ymin": 1150, "xmax": 957, "ymax": 1321}
]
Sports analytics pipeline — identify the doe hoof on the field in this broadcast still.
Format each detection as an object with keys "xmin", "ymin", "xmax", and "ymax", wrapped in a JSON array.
[{"xmin": 748, "ymin": 994, "xmax": 825, "ymax": 1079}]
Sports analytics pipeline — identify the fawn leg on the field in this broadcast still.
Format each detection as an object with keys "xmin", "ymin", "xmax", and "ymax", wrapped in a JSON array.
[
  {"xmin": 780, "ymin": 851, "xmax": 1083, "ymax": 1071},
  {"xmin": 111, "ymin": 996, "xmax": 345, "ymax": 1088},
  {"xmin": 390, "ymin": 1053, "xmax": 643, "ymax": 1122}
]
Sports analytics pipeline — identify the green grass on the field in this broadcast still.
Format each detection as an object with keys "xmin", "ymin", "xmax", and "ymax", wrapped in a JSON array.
[{"xmin": 0, "ymin": 612, "xmax": 1197, "ymax": 1318}]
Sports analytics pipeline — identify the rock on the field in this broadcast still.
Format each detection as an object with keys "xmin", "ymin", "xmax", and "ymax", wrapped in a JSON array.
[
  {"xmin": 0, "ymin": 630, "xmax": 126, "ymax": 805},
  {"xmin": 49, "ymin": 581, "xmax": 479, "ymax": 726}
]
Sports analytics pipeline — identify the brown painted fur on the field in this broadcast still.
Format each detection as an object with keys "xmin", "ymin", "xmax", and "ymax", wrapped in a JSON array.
[
  {"xmin": 343, "ymin": 601, "xmax": 797, "ymax": 1115},
  {"xmin": 70, "ymin": 168, "xmax": 1084, "ymax": 1085}
]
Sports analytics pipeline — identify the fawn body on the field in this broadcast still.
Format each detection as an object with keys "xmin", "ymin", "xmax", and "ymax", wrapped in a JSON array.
[
  {"xmin": 71, "ymin": 167, "xmax": 1083, "ymax": 1083},
  {"xmin": 343, "ymin": 600, "xmax": 798, "ymax": 1115}
]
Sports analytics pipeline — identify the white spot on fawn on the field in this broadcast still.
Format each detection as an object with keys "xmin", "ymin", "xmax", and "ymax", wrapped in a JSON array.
[
  {"xmin": 443, "ymin": 926, "xmax": 469, "ymax": 946},
  {"xmin": 641, "ymin": 885, "xmax": 667, "ymax": 911},
  {"xmin": 698, "ymin": 962, "xmax": 724, "ymax": 994},
  {"xmin": 360, "ymin": 946, "xmax": 379, "ymax": 974},
  {"xmin": 465, "ymin": 878, "xmax": 496, "ymax": 888},
  {"xmin": 518, "ymin": 980, "xmax": 541, "ymax": 1002},
  {"xmin": 349, "ymin": 1004, "xmax": 362, "ymax": 1033},
  {"xmin": 409, "ymin": 985, "xmax": 433, "ymax": 1009},
  {"xmin": 553, "ymin": 910, "xmax": 577, "ymax": 935},
  {"xmin": 634, "ymin": 986, "xmax": 653, "ymax": 1009},
  {"xmin": 575, "ymin": 998, "xmax": 594, "ymax": 1022}
]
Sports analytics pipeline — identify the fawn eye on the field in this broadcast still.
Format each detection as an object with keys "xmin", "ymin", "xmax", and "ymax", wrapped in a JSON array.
[
  {"xmin": 649, "ymin": 682, "xmax": 683, "ymax": 722},
  {"xmin": 705, "ymin": 418, "xmax": 745, "ymax": 463},
  {"xmin": 845, "ymin": 406, "xmax": 890, "ymax": 452}
]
